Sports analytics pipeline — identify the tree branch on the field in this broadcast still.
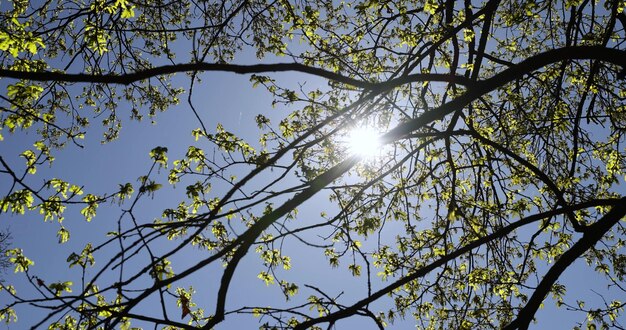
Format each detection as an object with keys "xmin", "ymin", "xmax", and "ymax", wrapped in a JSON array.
[
  {"xmin": 381, "ymin": 46, "xmax": 626, "ymax": 143},
  {"xmin": 0, "ymin": 62, "xmax": 469, "ymax": 89},
  {"xmin": 294, "ymin": 199, "xmax": 622, "ymax": 329},
  {"xmin": 503, "ymin": 196, "xmax": 626, "ymax": 330}
]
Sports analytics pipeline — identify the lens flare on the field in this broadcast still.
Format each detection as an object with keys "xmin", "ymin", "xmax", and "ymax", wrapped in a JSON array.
[{"xmin": 346, "ymin": 127, "xmax": 381, "ymax": 158}]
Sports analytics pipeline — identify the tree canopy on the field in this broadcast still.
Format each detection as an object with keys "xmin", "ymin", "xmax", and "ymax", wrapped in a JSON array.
[{"xmin": 1, "ymin": 0, "xmax": 626, "ymax": 329}]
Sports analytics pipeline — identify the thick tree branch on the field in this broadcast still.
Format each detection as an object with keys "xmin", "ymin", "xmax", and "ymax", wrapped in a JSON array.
[
  {"xmin": 0, "ymin": 62, "xmax": 469, "ymax": 89},
  {"xmin": 466, "ymin": 128, "xmax": 583, "ymax": 231},
  {"xmin": 294, "ymin": 199, "xmax": 622, "ymax": 329},
  {"xmin": 382, "ymin": 46, "xmax": 626, "ymax": 143},
  {"xmin": 503, "ymin": 196, "xmax": 626, "ymax": 330},
  {"xmin": 6, "ymin": 46, "xmax": 623, "ymax": 92},
  {"xmin": 202, "ymin": 155, "xmax": 360, "ymax": 329}
]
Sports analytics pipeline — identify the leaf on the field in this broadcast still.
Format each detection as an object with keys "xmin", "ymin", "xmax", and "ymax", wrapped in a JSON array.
[
  {"xmin": 56, "ymin": 227, "xmax": 70, "ymax": 244},
  {"xmin": 121, "ymin": 5, "xmax": 135, "ymax": 18},
  {"xmin": 149, "ymin": 146, "xmax": 168, "ymax": 166},
  {"xmin": 48, "ymin": 281, "xmax": 73, "ymax": 296},
  {"xmin": 257, "ymin": 271, "xmax": 274, "ymax": 286},
  {"xmin": 80, "ymin": 194, "xmax": 100, "ymax": 221},
  {"xmin": 6, "ymin": 248, "xmax": 34, "ymax": 273}
]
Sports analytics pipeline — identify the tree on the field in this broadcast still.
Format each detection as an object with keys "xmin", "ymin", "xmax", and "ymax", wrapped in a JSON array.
[{"xmin": 1, "ymin": 0, "xmax": 626, "ymax": 329}]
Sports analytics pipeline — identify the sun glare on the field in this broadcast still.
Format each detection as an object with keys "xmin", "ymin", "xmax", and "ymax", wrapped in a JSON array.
[{"xmin": 346, "ymin": 127, "xmax": 381, "ymax": 158}]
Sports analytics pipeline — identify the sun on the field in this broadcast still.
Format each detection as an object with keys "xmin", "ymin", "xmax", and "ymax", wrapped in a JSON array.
[{"xmin": 346, "ymin": 126, "xmax": 381, "ymax": 158}]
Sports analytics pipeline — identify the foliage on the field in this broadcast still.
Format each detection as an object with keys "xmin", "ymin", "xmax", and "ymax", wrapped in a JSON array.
[{"xmin": 1, "ymin": 0, "xmax": 626, "ymax": 329}]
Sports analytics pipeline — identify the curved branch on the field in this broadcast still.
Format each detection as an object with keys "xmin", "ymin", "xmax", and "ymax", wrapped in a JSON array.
[
  {"xmin": 202, "ymin": 156, "xmax": 360, "ymax": 329},
  {"xmin": 503, "ymin": 196, "xmax": 626, "ymax": 330},
  {"xmin": 381, "ymin": 46, "xmax": 626, "ymax": 143},
  {"xmin": 466, "ymin": 128, "xmax": 583, "ymax": 231},
  {"xmin": 294, "ymin": 199, "xmax": 622, "ymax": 329}
]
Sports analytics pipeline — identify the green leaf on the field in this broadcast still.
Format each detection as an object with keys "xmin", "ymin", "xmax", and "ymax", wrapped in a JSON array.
[
  {"xmin": 57, "ymin": 227, "xmax": 70, "ymax": 244},
  {"xmin": 48, "ymin": 281, "xmax": 73, "ymax": 296},
  {"xmin": 6, "ymin": 248, "xmax": 34, "ymax": 273}
]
